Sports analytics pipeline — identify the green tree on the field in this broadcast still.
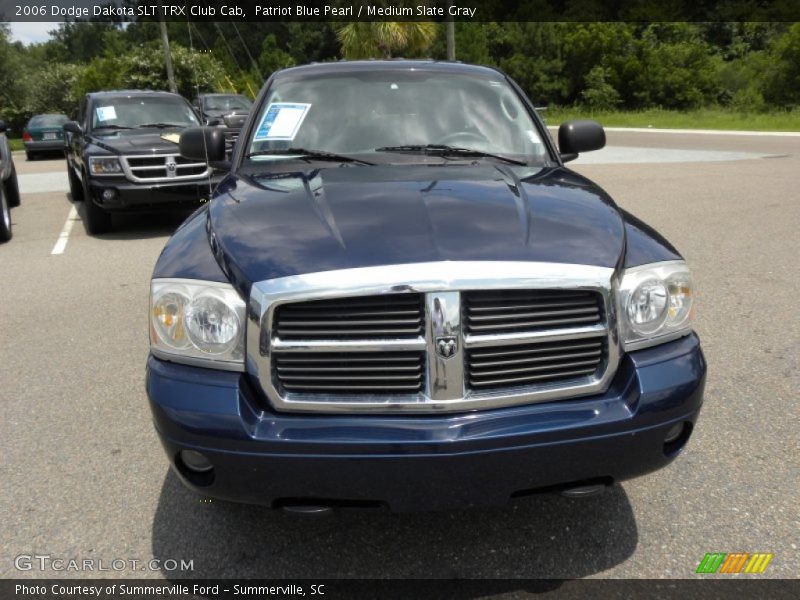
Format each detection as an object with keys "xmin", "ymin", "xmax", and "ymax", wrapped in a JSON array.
[
  {"xmin": 74, "ymin": 42, "xmax": 226, "ymax": 99},
  {"xmin": 631, "ymin": 23, "xmax": 722, "ymax": 109},
  {"xmin": 581, "ymin": 66, "xmax": 622, "ymax": 110},
  {"xmin": 491, "ymin": 23, "xmax": 570, "ymax": 105},
  {"xmin": 0, "ymin": 25, "xmax": 35, "ymax": 131},
  {"xmin": 48, "ymin": 21, "xmax": 125, "ymax": 63},
  {"xmin": 259, "ymin": 34, "xmax": 296, "ymax": 77},
  {"xmin": 337, "ymin": 22, "xmax": 437, "ymax": 59},
  {"xmin": 762, "ymin": 23, "xmax": 800, "ymax": 107},
  {"xmin": 25, "ymin": 63, "xmax": 82, "ymax": 116}
]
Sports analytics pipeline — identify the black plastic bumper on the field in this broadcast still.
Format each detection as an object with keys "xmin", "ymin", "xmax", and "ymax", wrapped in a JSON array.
[{"xmin": 88, "ymin": 176, "xmax": 223, "ymax": 212}]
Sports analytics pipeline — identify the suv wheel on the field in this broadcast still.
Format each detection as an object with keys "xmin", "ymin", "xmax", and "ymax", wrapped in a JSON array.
[
  {"xmin": 67, "ymin": 164, "xmax": 84, "ymax": 202},
  {"xmin": 0, "ymin": 186, "xmax": 12, "ymax": 242},
  {"xmin": 5, "ymin": 163, "xmax": 21, "ymax": 207},
  {"xmin": 82, "ymin": 176, "xmax": 112, "ymax": 234}
]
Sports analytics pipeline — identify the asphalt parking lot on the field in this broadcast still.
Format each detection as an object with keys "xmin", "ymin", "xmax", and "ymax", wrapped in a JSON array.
[{"xmin": 1, "ymin": 130, "xmax": 798, "ymax": 581}]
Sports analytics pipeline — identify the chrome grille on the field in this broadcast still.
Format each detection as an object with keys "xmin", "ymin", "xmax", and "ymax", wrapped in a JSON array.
[
  {"xmin": 466, "ymin": 337, "xmax": 605, "ymax": 390},
  {"xmin": 120, "ymin": 154, "xmax": 210, "ymax": 183},
  {"xmin": 249, "ymin": 261, "xmax": 619, "ymax": 413},
  {"xmin": 274, "ymin": 351, "xmax": 424, "ymax": 394},
  {"xmin": 464, "ymin": 289, "xmax": 602, "ymax": 334},
  {"xmin": 273, "ymin": 294, "xmax": 423, "ymax": 340},
  {"xmin": 223, "ymin": 128, "xmax": 239, "ymax": 156}
]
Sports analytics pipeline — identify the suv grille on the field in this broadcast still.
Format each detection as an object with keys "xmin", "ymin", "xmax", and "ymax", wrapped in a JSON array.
[
  {"xmin": 464, "ymin": 289, "xmax": 602, "ymax": 334},
  {"xmin": 121, "ymin": 154, "xmax": 210, "ymax": 183},
  {"xmin": 466, "ymin": 337, "xmax": 605, "ymax": 390},
  {"xmin": 251, "ymin": 262, "xmax": 618, "ymax": 413},
  {"xmin": 273, "ymin": 294, "xmax": 424, "ymax": 340},
  {"xmin": 274, "ymin": 351, "xmax": 425, "ymax": 394},
  {"xmin": 223, "ymin": 129, "xmax": 239, "ymax": 157}
]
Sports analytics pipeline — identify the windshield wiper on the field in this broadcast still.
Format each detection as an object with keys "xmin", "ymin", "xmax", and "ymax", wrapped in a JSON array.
[
  {"xmin": 375, "ymin": 144, "xmax": 527, "ymax": 166},
  {"xmin": 245, "ymin": 148, "xmax": 374, "ymax": 165},
  {"xmin": 94, "ymin": 125, "xmax": 133, "ymax": 130},
  {"xmin": 137, "ymin": 123, "xmax": 188, "ymax": 129}
]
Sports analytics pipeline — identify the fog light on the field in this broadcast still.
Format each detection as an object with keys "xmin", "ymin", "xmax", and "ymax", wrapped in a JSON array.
[
  {"xmin": 664, "ymin": 422, "xmax": 684, "ymax": 444},
  {"xmin": 101, "ymin": 189, "xmax": 117, "ymax": 202},
  {"xmin": 663, "ymin": 421, "xmax": 693, "ymax": 457},
  {"xmin": 180, "ymin": 449, "xmax": 213, "ymax": 473}
]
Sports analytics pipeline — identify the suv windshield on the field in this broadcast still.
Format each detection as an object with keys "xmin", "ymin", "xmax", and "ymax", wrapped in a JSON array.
[
  {"xmin": 91, "ymin": 96, "xmax": 199, "ymax": 130},
  {"xmin": 203, "ymin": 95, "xmax": 252, "ymax": 111},
  {"xmin": 245, "ymin": 70, "xmax": 548, "ymax": 164}
]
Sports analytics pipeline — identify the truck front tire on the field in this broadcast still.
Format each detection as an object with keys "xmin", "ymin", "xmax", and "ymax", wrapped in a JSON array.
[
  {"xmin": 82, "ymin": 177, "xmax": 112, "ymax": 234},
  {"xmin": 67, "ymin": 164, "xmax": 84, "ymax": 202},
  {"xmin": 5, "ymin": 163, "xmax": 20, "ymax": 207},
  {"xmin": 0, "ymin": 186, "xmax": 12, "ymax": 242}
]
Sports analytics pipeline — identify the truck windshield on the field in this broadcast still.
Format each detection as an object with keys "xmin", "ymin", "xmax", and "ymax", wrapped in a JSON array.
[
  {"xmin": 204, "ymin": 95, "xmax": 252, "ymax": 111},
  {"xmin": 91, "ymin": 96, "xmax": 199, "ymax": 130},
  {"xmin": 246, "ymin": 71, "xmax": 548, "ymax": 165}
]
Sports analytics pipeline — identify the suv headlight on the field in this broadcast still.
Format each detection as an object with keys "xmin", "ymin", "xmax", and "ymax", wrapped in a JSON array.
[
  {"xmin": 618, "ymin": 261, "xmax": 695, "ymax": 351},
  {"xmin": 88, "ymin": 156, "xmax": 122, "ymax": 175},
  {"xmin": 150, "ymin": 279, "xmax": 246, "ymax": 371}
]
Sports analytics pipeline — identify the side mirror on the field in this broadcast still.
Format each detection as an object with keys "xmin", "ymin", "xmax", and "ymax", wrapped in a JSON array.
[
  {"xmin": 179, "ymin": 126, "xmax": 226, "ymax": 163},
  {"xmin": 63, "ymin": 121, "xmax": 82, "ymax": 135},
  {"xmin": 558, "ymin": 120, "xmax": 605, "ymax": 162},
  {"xmin": 206, "ymin": 118, "xmax": 221, "ymax": 127},
  {"xmin": 223, "ymin": 113, "xmax": 247, "ymax": 129}
]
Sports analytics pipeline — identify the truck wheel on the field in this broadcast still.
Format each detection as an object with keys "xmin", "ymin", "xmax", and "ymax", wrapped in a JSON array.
[
  {"xmin": 0, "ymin": 187, "xmax": 12, "ymax": 242},
  {"xmin": 82, "ymin": 177, "xmax": 112, "ymax": 234},
  {"xmin": 67, "ymin": 164, "xmax": 84, "ymax": 202},
  {"xmin": 5, "ymin": 163, "xmax": 21, "ymax": 207}
]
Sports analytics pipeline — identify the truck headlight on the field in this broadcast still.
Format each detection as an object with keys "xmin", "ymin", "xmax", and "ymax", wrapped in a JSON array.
[
  {"xmin": 150, "ymin": 279, "xmax": 246, "ymax": 370},
  {"xmin": 89, "ymin": 156, "xmax": 123, "ymax": 175},
  {"xmin": 618, "ymin": 261, "xmax": 694, "ymax": 351}
]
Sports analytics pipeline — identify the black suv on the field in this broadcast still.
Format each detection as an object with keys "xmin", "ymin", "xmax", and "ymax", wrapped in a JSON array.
[
  {"xmin": 192, "ymin": 93, "xmax": 252, "ymax": 125},
  {"xmin": 64, "ymin": 91, "xmax": 222, "ymax": 234},
  {"xmin": 192, "ymin": 93, "xmax": 252, "ymax": 157}
]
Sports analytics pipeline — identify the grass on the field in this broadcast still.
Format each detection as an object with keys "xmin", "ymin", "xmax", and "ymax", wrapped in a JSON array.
[
  {"xmin": 8, "ymin": 138, "xmax": 24, "ymax": 151},
  {"xmin": 541, "ymin": 107, "xmax": 800, "ymax": 132}
]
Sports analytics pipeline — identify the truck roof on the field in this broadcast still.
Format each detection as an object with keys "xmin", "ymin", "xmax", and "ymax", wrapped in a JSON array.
[
  {"xmin": 274, "ymin": 60, "xmax": 504, "ymax": 80},
  {"xmin": 86, "ymin": 90, "xmax": 184, "ymax": 98}
]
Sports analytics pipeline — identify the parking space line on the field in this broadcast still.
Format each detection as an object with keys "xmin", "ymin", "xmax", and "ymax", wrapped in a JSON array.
[{"xmin": 51, "ymin": 204, "xmax": 79, "ymax": 255}]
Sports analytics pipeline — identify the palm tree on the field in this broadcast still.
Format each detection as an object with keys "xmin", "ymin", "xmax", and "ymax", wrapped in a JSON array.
[{"xmin": 337, "ymin": 22, "xmax": 438, "ymax": 59}]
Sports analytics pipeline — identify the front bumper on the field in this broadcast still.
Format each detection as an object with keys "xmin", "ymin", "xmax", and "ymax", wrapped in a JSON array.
[
  {"xmin": 147, "ymin": 334, "xmax": 706, "ymax": 512},
  {"xmin": 88, "ymin": 176, "xmax": 222, "ymax": 212}
]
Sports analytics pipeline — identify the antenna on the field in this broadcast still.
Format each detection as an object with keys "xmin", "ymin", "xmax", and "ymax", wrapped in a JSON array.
[{"xmin": 186, "ymin": 20, "xmax": 213, "ymax": 201}]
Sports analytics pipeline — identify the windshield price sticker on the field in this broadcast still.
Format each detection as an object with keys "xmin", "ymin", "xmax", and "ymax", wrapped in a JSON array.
[
  {"xmin": 254, "ymin": 103, "xmax": 311, "ymax": 141},
  {"xmin": 95, "ymin": 106, "xmax": 117, "ymax": 121}
]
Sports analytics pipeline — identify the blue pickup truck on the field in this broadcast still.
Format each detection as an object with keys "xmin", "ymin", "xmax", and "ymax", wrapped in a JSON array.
[{"xmin": 146, "ymin": 61, "xmax": 705, "ymax": 513}]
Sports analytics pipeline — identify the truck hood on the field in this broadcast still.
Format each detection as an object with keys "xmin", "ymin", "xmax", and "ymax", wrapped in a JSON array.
[
  {"xmin": 90, "ymin": 131, "xmax": 183, "ymax": 155},
  {"xmin": 208, "ymin": 164, "xmax": 626, "ymax": 287}
]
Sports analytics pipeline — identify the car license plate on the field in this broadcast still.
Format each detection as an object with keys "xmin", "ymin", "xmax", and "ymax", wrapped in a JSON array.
[{"xmin": 43, "ymin": 132, "xmax": 58, "ymax": 140}]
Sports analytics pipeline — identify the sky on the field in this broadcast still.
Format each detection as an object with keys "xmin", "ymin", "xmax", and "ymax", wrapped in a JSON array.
[{"xmin": 6, "ymin": 22, "xmax": 59, "ymax": 45}]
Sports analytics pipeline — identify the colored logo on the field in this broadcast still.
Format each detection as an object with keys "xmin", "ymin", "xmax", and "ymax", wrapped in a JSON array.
[{"xmin": 696, "ymin": 552, "xmax": 773, "ymax": 574}]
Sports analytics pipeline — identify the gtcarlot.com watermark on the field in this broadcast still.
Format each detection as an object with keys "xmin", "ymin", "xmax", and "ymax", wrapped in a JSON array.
[{"xmin": 14, "ymin": 554, "xmax": 194, "ymax": 573}]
